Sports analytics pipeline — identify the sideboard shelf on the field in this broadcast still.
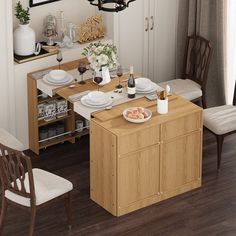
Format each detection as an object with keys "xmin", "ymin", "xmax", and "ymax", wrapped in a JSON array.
[{"xmin": 27, "ymin": 58, "xmax": 90, "ymax": 155}]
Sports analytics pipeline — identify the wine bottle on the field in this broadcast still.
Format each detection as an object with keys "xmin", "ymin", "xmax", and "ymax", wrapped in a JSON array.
[{"xmin": 127, "ymin": 66, "xmax": 136, "ymax": 99}]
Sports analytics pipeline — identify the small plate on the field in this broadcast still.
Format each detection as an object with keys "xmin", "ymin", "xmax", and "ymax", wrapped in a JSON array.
[
  {"xmin": 49, "ymin": 70, "xmax": 66, "ymax": 81},
  {"xmin": 123, "ymin": 107, "xmax": 152, "ymax": 123}
]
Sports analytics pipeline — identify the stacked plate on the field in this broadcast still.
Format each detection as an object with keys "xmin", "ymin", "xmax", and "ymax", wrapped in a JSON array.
[
  {"xmin": 81, "ymin": 91, "xmax": 113, "ymax": 108},
  {"xmin": 136, "ymin": 78, "xmax": 162, "ymax": 94},
  {"xmin": 43, "ymin": 70, "xmax": 74, "ymax": 86}
]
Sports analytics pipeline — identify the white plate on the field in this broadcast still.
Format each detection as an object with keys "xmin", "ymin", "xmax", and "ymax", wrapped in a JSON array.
[
  {"xmin": 81, "ymin": 95, "xmax": 113, "ymax": 108},
  {"xmin": 136, "ymin": 78, "xmax": 151, "ymax": 90},
  {"xmin": 43, "ymin": 73, "xmax": 74, "ymax": 86},
  {"xmin": 46, "ymin": 74, "xmax": 70, "ymax": 83},
  {"xmin": 123, "ymin": 107, "xmax": 152, "ymax": 123},
  {"xmin": 136, "ymin": 83, "xmax": 164, "ymax": 94},
  {"xmin": 86, "ymin": 96, "xmax": 110, "ymax": 106}
]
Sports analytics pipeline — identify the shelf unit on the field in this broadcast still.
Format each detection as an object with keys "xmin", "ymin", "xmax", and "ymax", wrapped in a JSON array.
[{"xmin": 27, "ymin": 58, "xmax": 89, "ymax": 155}]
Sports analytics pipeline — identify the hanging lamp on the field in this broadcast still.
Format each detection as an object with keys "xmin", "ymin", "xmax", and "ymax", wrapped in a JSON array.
[{"xmin": 88, "ymin": 0, "xmax": 136, "ymax": 12}]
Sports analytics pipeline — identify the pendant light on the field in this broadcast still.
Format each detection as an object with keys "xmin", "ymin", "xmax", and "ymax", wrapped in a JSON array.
[{"xmin": 88, "ymin": 0, "xmax": 136, "ymax": 12}]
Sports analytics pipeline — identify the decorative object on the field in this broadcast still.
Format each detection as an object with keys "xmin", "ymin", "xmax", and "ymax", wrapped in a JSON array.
[
  {"xmin": 44, "ymin": 101, "xmax": 57, "ymax": 121},
  {"xmin": 56, "ymin": 99, "xmax": 68, "ymax": 118},
  {"xmin": 43, "ymin": 14, "xmax": 57, "ymax": 46},
  {"xmin": 88, "ymin": 0, "xmax": 136, "ymax": 12},
  {"xmin": 14, "ymin": 1, "xmax": 36, "ymax": 56},
  {"xmin": 56, "ymin": 11, "xmax": 66, "ymax": 42},
  {"xmin": 78, "ymin": 15, "xmax": 105, "ymax": 44},
  {"xmin": 83, "ymin": 41, "xmax": 117, "ymax": 71},
  {"xmin": 29, "ymin": 0, "xmax": 60, "ymax": 7}
]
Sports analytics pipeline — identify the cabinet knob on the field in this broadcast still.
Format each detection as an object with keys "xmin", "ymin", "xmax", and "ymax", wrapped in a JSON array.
[{"xmin": 145, "ymin": 17, "xmax": 149, "ymax": 32}]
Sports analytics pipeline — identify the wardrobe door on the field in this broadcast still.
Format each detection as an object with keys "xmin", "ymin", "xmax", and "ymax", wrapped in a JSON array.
[
  {"xmin": 114, "ymin": 0, "xmax": 149, "ymax": 77},
  {"xmin": 152, "ymin": 0, "xmax": 179, "ymax": 83}
]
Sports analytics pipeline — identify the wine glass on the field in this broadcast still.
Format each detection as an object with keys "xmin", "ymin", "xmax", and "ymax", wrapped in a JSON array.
[
  {"xmin": 78, "ymin": 63, "xmax": 87, "ymax": 84},
  {"xmin": 116, "ymin": 65, "xmax": 123, "ymax": 89},
  {"xmin": 94, "ymin": 72, "xmax": 103, "ymax": 91},
  {"xmin": 57, "ymin": 50, "xmax": 63, "ymax": 69}
]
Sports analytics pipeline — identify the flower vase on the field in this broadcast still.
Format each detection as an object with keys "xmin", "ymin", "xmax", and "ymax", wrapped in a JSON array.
[
  {"xmin": 14, "ymin": 24, "xmax": 36, "ymax": 56},
  {"xmin": 100, "ymin": 66, "xmax": 111, "ymax": 85}
]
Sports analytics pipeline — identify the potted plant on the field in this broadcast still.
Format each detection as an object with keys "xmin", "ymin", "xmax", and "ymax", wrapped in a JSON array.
[
  {"xmin": 82, "ymin": 41, "xmax": 118, "ymax": 85},
  {"xmin": 13, "ymin": 1, "xmax": 36, "ymax": 56}
]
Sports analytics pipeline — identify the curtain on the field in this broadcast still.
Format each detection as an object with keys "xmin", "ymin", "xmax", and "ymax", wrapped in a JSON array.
[
  {"xmin": 177, "ymin": 0, "xmax": 227, "ymax": 107},
  {"xmin": 226, "ymin": 0, "xmax": 236, "ymax": 104}
]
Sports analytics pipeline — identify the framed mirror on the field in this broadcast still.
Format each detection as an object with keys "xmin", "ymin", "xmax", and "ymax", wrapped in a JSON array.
[{"xmin": 29, "ymin": 0, "xmax": 61, "ymax": 7}]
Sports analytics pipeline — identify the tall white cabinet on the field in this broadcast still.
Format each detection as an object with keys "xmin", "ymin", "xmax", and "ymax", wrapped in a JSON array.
[{"xmin": 113, "ymin": 0, "xmax": 179, "ymax": 83}]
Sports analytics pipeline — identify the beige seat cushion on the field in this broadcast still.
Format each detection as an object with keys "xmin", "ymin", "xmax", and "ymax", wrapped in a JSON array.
[
  {"xmin": 159, "ymin": 79, "xmax": 202, "ymax": 101},
  {"xmin": 5, "ymin": 168, "xmax": 73, "ymax": 207},
  {"xmin": 203, "ymin": 105, "xmax": 236, "ymax": 135},
  {"xmin": 0, "ymin": 128, "xmax": 24, "ymax": 151}
]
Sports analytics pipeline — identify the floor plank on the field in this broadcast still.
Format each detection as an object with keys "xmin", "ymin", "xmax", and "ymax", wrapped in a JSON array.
[{"xmin": 1, "ymin": 131, "xmax": 236, "ymax": 236}]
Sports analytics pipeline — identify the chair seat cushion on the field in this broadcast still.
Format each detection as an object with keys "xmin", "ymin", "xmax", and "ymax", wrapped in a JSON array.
[
  {"xmin": 5, "ymin": 168, "xmax": 73, "ymax": 207},
  {"xmin": 203, "ymin": 105, "xmax": 236, "ymax": 135},
  {"xmin": 158, "ymin": 79, "xmax": 202, "ymax": 101},
  {"xmin": 0, "ymin": 128, "xmax": 24, "ymax": 151}
]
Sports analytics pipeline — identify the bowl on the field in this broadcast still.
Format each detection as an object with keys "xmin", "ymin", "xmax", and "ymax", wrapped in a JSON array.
[
  {"xmin": 49, "ymin": 70, "xmax": 67, "ymax": 81},
  {"xmin": 87, "ymin": 91, "xmax": 106, "ymax": 102},
  {"xmin": 123, "ymin": 107, "xmax": 152, "ymax": 123},
  {"xmin": 136, "ymin": 78, "xmax": 151, "ymax": 90}
]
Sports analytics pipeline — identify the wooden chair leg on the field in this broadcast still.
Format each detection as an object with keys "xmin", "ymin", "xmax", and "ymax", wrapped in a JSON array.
[
  {"xmin": 202, "ymin": 93, "xmax": 207, "ymax": 109},
  {"xmin": 29, "ymin": 206, "xmax": 37, "ymax": 236},
  {"xmin": 0, "ymin": 197, "xmax": 8, "ymax": 233},
  {"xmin": 65, "ymin": 192, "xmax": 72, "ymax": 230},
  {"xmin": 216, "ymin": 135, "xmax": 224, "ymax": 170}
]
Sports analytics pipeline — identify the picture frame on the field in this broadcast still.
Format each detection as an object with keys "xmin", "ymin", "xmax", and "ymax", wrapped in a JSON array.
[{"xmin": 29, "ymin": 0, "xmax": 60, "ymax": 7}]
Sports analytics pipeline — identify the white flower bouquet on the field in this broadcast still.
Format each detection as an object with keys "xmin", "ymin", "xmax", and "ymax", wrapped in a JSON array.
[{"xmin": 82, "ymin": 41, "xmax": 118, "ymax": 71}]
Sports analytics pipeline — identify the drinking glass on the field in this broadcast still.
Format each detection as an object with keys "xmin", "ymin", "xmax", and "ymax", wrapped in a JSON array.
[
  {"xmin": 94, "ymin": 71, "xmax": 103, "ymax": 91},
  {"xmin": 78, "ymin": 63, "xmax": 87, "ymax": 84},
  {"xmin": 116, "ymin": 65, "xmax": 123, "ymax": 89},
  {"xmin": 56, "ymin": 50, "xmax": 63, "ymax": 69}
]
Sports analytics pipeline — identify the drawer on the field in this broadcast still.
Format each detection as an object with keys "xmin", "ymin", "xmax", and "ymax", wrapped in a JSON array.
[
  {"xmin": 118, "ymin": 125, "xmax": 160, "ymax": 156},
  {"xmin": 162, "ymin": 111, "xmax": 202, "ymax": 141}
]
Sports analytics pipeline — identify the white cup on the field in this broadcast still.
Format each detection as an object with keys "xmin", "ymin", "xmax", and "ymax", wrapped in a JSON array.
[{"xmin": 157, "ymin": 98, "xmax": 168, "ymax": 114}]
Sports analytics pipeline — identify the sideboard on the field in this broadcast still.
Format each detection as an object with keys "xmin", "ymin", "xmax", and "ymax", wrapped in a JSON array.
[{"xmin": 90, "ymin": 95, "xmax": 202, "ymax": 216}]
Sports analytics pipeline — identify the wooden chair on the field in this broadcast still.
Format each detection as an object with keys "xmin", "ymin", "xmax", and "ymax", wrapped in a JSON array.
[
  {"xmin": 203, "ymin": 82, "xmax": 236, "ymax": 169},
  {"xmin": 0, "ymin": 143, "xmax": 73, "ymax": 236},
  {"xmin": 159, "ymin": 35, "xmax": 212, "ymax": 108}
]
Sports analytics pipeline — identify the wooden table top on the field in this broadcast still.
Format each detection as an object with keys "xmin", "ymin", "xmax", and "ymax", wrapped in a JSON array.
[{"xmin": 56, "ymin": 72, "xmax": 202, "ymax": 136}]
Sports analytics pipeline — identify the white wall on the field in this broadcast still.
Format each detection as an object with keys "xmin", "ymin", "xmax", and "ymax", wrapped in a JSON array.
[
  {"xmin": 12, "ymin": 0, "xmax": 96, "ymax": 41},
  {"xmin": 0, "ymin": 0, "xmax": 112, "ymax": 149}
]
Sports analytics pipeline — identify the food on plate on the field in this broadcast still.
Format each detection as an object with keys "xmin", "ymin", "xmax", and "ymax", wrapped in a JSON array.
[{"xmin": 125, "ymin": 107, "xmax": 149, "ymax": 120}]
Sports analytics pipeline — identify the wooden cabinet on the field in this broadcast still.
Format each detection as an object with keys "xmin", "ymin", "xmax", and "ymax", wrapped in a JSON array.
[
  {"xmin": 118, "ymin": 145, "xmax": 160, "ymax": 212},
  {"xmin": 113, "ymin": 0, "xmax": 179, "ymax": 83},
  {"xmin": 90, "ymin": 96, "xmax": 203, "ymax": 216}
]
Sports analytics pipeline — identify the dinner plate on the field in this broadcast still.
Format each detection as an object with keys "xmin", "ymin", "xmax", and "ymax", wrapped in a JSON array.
[
  {"xmin": 123, "ymin": 107, "xmax": 152, "ymax": 123},
  {"xmin": 86, "ymin": 96, "xmax": 110, "ymax": 106},
  {"xmin": 43, "ymin": 73, "xmax": 74, "ymax": 86},
  {"xmin": 81, "ymin": 95, "xmax": 113, "ymax": 108},
  {"xmin": 136, "ymin": 83, "xmax": 163, "ymax": 94}
]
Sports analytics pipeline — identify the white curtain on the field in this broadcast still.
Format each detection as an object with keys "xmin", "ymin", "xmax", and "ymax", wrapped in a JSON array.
[{"xmin": 226, "ymin": 0, "xmax": 236, "ymax": 104}]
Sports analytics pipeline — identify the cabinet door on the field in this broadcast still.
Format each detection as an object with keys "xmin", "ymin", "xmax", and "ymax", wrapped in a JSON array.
[
  {"xmin": 151, "ymin": 0, "xmax": 179, "ymax": 82},
  {"xmin": 118, "ymin": 145, "xmax": 160, "ymax": 209},
  {"xmin": 161, "ymin": 131, "xmax": 202, "ymax": 197},
  {"xmin": 114, "ymin": 0, "xmax": 149, "ymax": 76}
]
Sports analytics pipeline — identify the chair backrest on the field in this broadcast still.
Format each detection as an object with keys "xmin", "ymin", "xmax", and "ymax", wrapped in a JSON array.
[
  {"xmin": 183, "ymin": 35, "xmax": 212, "ymax": 90},
  {"xmin": 233, "ymin": 82, "xmax": 236, "ymax": 106},
  {"xmin": 0, "ymin": 143, "xmax": 36, "ymax": 204}
]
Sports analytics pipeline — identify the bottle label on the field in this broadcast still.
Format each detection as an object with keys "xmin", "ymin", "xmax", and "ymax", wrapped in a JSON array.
[{"xmin": 128, "ymin": 87, "xmax": 136, "ymax": 95}]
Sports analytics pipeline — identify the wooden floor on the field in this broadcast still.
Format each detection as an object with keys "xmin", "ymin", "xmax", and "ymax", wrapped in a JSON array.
[{"xmin": 1, "ymin": 130, "xmax": 236, "ymax": 236}]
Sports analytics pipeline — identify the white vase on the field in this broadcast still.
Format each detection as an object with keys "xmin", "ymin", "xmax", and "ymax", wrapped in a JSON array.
[
  {"xmin": 100, "ymin": 66, "xmax": 111, "ymax": 85},
  {"xmin": 14, "ymin": 24, "xmax": 36, "ymax": 56}
]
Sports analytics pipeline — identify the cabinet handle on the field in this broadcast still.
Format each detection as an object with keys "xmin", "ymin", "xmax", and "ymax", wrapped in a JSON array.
[
  {"xmin": 150, "ymin": 16, "xmax": 154, "ymax": 30},
  {"xmin": 145, "ymin": 17, "xmax": 149, "ymax": 31}
]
